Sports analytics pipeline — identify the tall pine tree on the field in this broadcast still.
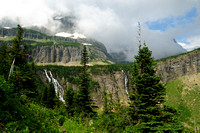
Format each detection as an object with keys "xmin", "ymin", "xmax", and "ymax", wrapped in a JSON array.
[
  {"xmin": 10, "ymin": 25, "xmax": 28, "ymax": 67},
  {"xmin": 0, "ymin": 43, "xmax": 10, "ymax": 79},
  {"xmin": 129, "ymin": 23, "xmax": 183, "ymax": 132},
  {"xmin": 9, "ymin": 25, "xmax": 37, "ymax": 98},
  {"xmin": 78, "ymin": 45, "xmax": 95, "ymax": 116}
]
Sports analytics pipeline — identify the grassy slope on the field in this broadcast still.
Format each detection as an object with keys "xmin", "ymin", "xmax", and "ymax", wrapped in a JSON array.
[
  {"xmin": 156, "ymin": 48, "xmax": 200, "ymax": 62},
  {"xmin": 0, "ymin": 37, "xmax": 82, "ymax": 48},
  {"xmin": 165, "ymin": 73, "xmax": 200, "ymax": 130}
]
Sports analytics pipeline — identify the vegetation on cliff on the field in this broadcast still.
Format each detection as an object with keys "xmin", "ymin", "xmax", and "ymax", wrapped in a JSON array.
[{"xmin": 0, "ymin": 25, "xmax": 195, "ymax": 132}]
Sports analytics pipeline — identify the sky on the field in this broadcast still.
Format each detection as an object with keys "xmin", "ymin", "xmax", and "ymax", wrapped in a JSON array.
[{"xmin": 0, "ymin": 0, "xmax": 199, "ymax": 61}]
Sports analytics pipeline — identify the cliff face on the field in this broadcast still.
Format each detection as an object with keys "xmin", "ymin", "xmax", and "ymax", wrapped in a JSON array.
[
  {"xmin": 39, "ymin": 49, "xmax": 200, "ymax": 105},
  {"xmin": 29, "ymin": 45, "xmax": 81, "ymax": 64},
  {"xmin": 91, "ymin": 71, "xmax": 129, "ymax": 105},
  {"xmin": 156, "ymin": 49, "xmax": 200, "ymax": 82},
  {"xmin": 39, "ymin": 68, "xmax": 129, "ymax": 106},
  {"xmin": 28, "ymin": 45, "xmax": 111, "ymax": 65},
  {"xmin": 0, "ymin": 27, "xmax": 113, "ymax": 65}
]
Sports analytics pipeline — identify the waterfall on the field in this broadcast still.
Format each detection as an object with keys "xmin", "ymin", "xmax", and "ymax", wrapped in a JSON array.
[
  {"xmin": 8, "ymin": 58, "xmax": 15, "ymax": 79},
  {"xmin": 44, "ymin": 70, "xmax": 51, "ymax": 82},
  {"xmin": 44, "ymin": 70, "xmax": 65, "ymax": 103},
  {"xmin": 122, "ymin": 70, "xmax": 129, "ymax": 98}
]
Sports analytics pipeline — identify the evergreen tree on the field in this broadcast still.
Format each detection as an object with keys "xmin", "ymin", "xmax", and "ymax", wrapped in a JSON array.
[
  {"xmin": 42, "ymin": 86, "xmax": 48, "ymax": 105},
  {"xmin": 64, "ymin": 86, "xmax": 78, "ymax": 116},
  {"xmin": 65, "ymin": 87, "xmax": 74, "ymax": 109},
  {"xmin": 0, "ymin": 43, "xmax": 10, "ymax": 79},
  {"xmin": 46, "ymin": 81, "xmax": 59, "ymax": 109},
  {"xmin": 10, "ymin": 25, "xmax": 28, "ymax": 67},
  {"xmin": 8, "ymin": 25, "xmax": 37, "ymax": 98},
  {"xmin": 78, "ymin": 45, "xmax": 95, "ymax": 116},
  {"xmin": 129, "ymin": 43, "xmax": 183, "ymax": 132}
]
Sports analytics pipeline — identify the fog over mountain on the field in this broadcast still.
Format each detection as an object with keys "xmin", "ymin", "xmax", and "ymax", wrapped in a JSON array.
[{"xmin": 1, "ymin": 0, "xmax": 199, "ymax": 61}]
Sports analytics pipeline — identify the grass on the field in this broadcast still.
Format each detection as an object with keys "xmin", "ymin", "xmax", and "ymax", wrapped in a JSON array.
[
  {"xmin": 26, "ymin": 39, "xmax": 82, "ymax": 48},
  {"xmin": 63, "ymin": 118, "xmax": 96, "ymax": 133},
  {"xmin": 165, "ymin": 74, "xmax": 200, "ymax": 130},
  {"xmin": 157, "ymin": 48, "xmax": 200, "ymax": 62}
]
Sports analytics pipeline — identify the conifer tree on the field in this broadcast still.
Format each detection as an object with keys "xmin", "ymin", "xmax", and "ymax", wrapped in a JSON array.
[
  {"xmin": 129, "ymin": 25, "xmax": 183, "ymax": 131},
  {"xmin": 10, "ymin": 25, "xmax": 28, "ymax": 67},
  {"xmin": 9, "ymin": 25, "xmax": 37, "ymax": 98},
  {"xmin": 78, "ymin": 45, "xmax": 95, "ymax": 116},
  {"xmin": 129, "ymin": 42, "xmax": 165, "ymax": 122},
  {"xmin": 64, "ymin": 86, "xmax": 77, "ymax": 116},
  {"xmin": 0, "ymin": 44, "xmax": 10, "ymax": 79},
  {"xmin": 46, "ymin": 82, "xmax": 59, "ymax": 109}
]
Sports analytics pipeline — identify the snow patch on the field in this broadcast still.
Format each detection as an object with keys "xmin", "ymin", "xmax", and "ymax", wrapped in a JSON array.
[
  {"xmin": 82, "ymin": 43, "xmax": 92, "ymax": 46},
  {"xmin": 55, "ymin": 32, "xmax": 86, "ymax": 39},
  {"xmin": 4, "ymin": 27, "xmax": 11, "ymax": 29}
]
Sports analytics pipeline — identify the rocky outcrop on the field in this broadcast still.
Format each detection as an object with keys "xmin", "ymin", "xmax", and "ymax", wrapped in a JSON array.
[
  {"xmin": 28, "ymin": 45, "xmax": 111, "ymax": 64},
  {"xmin": 39, "ymin": 68, "xmax": 129, "ymax": 106},
  {"xmin": 28, "ymin": 45, "xmax": 82, "ymax": 63},
  {"xmin": 38, "ymin": 49, "xmax": 200, "ymax": 106},
  {"xmin": 156, "ymin": 49, "xmax": 200, "ymax": 82},
  {"xmin": 91, "ymin": 71, "xmax": 129, "ymax": 105},
  {"xmin": 0, "ymin": 27, "xmax": 113, "ymax": 64}
]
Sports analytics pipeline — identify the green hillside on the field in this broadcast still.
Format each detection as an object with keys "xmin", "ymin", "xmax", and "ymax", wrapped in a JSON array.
[
  {"xmin": 1, "ymin": 25, "xmax": 199, "ymax": 132},
  {"xmin": 165, "ymin": 73, "xmax": 200, "ymax": 131}
]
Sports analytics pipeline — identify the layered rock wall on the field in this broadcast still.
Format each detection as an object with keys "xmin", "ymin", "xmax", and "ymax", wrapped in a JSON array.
[{"xmin": 156, "ymin": 50, "xmax": 200, "ymax": 82}]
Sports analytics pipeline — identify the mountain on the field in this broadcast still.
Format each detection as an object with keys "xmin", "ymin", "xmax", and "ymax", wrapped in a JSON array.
[
  {"xmin": 156, "ymin": 47, "xmax": 200, "ymax": 82},
  {"xmin": 0, "ymin": 27, "xmax": 113, "ymax": 65},
  {"xmin": 37, "ymin": 48, "xmax": 200, "ymax": 106},
  {"xmin": 36, "ymin": 48, "xmax": 200, "ymax": 130}
]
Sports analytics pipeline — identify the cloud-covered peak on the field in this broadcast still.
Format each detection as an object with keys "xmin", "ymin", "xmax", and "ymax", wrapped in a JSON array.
[{"xmin": 0, "ymin": 0, "xmax": 199, "ymax": 61}]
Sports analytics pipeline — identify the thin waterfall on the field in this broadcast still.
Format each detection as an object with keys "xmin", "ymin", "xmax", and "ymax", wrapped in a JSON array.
[
  {"xmin": 44, "ymin": 70, "xmax": 65, "ymax": 103},
  {"xmin": 8, "ymin": 58, "xmax": 15, "ymax": 79},
  {"xmin": 44, "ymin": 69, "xmax": 51, "ymax": 82},
  {"xmin": 122, "ymin": 70, "xmax": 129, "ymax": 98}
]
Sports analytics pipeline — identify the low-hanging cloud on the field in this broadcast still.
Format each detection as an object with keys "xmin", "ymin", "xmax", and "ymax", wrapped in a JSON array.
[{"xmin": 0, "ymin": 0, "xmax": 199, "ymax": 61}]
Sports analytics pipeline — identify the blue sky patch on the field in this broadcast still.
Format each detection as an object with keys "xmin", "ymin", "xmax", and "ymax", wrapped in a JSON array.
[
  {"xmin": 175, "ymin": 36, "xmax": 190, "ymax": 44},
  {"xmin": 146, "ymin": 7, "xmax": 198, "ymax": 32}
]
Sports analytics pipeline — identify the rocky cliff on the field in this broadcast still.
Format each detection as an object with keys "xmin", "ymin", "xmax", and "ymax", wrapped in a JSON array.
[
  {"xmin": 0, "ymin": 27, "xmax": 113, "ymax": 65},
  {"xmin": 38, "ymin": 48, "xmax": 200, "ymax": 106},
  {"xmin": 156, "ymin": 48, "xmax": 200, "ymax": 82},
  {"xmin": 28, "ymin": 45, "xmax": 111, "ymax": 65},
  {"xmin": 39, "ymin": 67, "xmax": 129, "ymax": 106}
]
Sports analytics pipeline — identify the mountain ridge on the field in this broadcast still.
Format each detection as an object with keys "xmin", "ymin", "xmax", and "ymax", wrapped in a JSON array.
[{"xmin": 0, "ymin": 27, "xmax": 114, "ymax": 65}]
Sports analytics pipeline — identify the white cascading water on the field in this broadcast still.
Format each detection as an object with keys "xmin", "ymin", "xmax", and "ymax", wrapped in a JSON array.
[
  {"xmin": 122, "ymin": 70, "xmax": 129, "ymax": 98},
  {"xmin": 44, "ymin": 70, "xmax": 65, "ymax": 103},
  {"xmin": 8, "ymin": 58, "xmax": 15, "ymax": 79},
  {"xmin": 44, "ymin": 69, "xmax": 51, "ymax": 82}
]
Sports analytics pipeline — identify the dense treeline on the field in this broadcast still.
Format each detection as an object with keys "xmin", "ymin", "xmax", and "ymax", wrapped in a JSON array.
[
  {"xmin": 0, "ymin": 25, "xmax": 62, "ymax": 132},
  {"xmin": 0, "ymin": 25, "xmax": 190, "ymax": 132}
]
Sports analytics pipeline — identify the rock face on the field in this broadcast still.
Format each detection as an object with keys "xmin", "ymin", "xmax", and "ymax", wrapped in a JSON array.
[
  {"xmin": 91, "ymin": 49, "xmax": 200, "ymax": 104},
  {"xmin": 39, "ymin": 69, "xmax": 129, "ymax": 106},
  {"xmin": 28, "ymin": 45, "xmax": 82, "ymax": 63},
  {"xmin": 156, "ymin": 49, "xmax": 200, "ymax": 82},
  {"xmin": 0, "ymin": 27, "xmax": 113, "ymax": 64},
  {"xmin": 28, "ymin": 45, "xmax": 111, "ymax": 65},
  {"xmin": 91, "ymin": 71, "xmax": 129, "ymax": 105},
  {"xmin": 39, "ymin": 49, "xmax": 200, "ymax": 106}
]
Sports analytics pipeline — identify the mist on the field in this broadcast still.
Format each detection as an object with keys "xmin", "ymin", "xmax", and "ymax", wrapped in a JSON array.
[{"xmin": 0, "ymin": 0, "xmax": 199, "ymax": 61}]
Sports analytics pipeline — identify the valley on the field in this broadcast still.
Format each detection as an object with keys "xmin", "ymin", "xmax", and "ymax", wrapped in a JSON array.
[{"xmin": 1, "ymin": 26, "xmax": 200, "ymax": 132}]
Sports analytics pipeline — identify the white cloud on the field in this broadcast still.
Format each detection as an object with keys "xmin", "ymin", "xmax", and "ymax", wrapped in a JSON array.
[
  {"xmin": 178, "ymin": 35, "xmax": 200, "ymax": 51},
  {"xmin": 0, "ymin": 0, "xmax": 199, "ymax": 61}
]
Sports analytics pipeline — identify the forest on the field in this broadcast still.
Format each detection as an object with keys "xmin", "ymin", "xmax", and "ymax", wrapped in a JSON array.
[{"xmin": 0, "ymin": 25, "xmax": 191, "ymax": 132}]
